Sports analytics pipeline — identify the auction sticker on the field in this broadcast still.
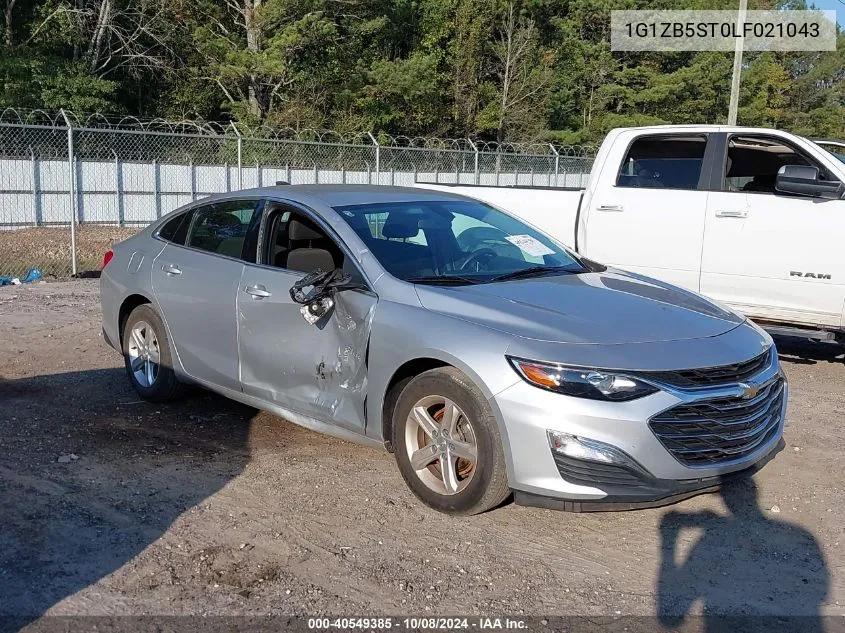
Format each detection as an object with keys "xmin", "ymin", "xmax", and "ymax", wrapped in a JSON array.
[{"xmin": 505, "ymin": 235, "xmax": 555, "ymax": 257}]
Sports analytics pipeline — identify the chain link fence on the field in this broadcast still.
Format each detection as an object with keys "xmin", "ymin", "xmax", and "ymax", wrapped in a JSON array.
[{"xmin": 0, "ymin": 109, "xmax": 595, "ymax": 279}]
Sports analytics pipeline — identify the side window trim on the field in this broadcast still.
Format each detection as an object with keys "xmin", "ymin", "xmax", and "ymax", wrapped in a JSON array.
[
  {"xmin": 615, "ymin": 133, "xmax": 710, "ymax": 192},
  {"xmin": 245, "ymin": 198, "xmax": 374, "ymax": 290},
  {"xmin": 700, "ymin": 132, "xmax": 727, "ymax": 191},
  {"xmin": 719, "ymin": 133, "xmax": 838, "ymax": 194}
]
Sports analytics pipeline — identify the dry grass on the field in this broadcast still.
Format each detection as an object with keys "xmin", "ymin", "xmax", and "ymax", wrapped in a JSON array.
[{"xmin": 0, "ymin": 225, "xmax": 140, "ymax": 279}]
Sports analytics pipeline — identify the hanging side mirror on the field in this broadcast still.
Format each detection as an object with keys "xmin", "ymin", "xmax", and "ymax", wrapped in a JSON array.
[
  {"xmin": 290, "ymin": 269, "xmax": 368, "ymax": 325},
  {"xmin": 775, "ymin": 165, "xmax": 844, "ymax": 199}
]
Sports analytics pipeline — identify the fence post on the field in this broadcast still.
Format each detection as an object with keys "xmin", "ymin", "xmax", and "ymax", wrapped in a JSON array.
[
  {"xmin": 230, "ymin": 122, "xmax": 243, "ymax": 190},
  {"xmin": 549, "ymin": 143, "xmax": 560, "ymax": 187},
  {"xmin": 467, "ymin": 138, "xmax": 479, "ymax": 185},
  {"xmin": 153, "ymin": 160, "xmax": 162, "ymax": 219},
  {"xmin": 367, "ymin": 132, "xmax": 380, "ymax": 184},
  {"xmin": 30, "ymin": 148, "xmax": 42, "ymax": 226},
  {"xmin": 60, "ymin": 109, "xmax": 77, "ymax": 276},
  {"xmin": 113, "ymin": 151, "xmax": 124, "ymax": 226},
  {"xmin": 190, "ymin": 160, "xmax": 196, "ymax": 201}
]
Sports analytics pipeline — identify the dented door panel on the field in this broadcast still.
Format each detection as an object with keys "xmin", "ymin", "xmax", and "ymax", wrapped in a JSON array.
[{"xmin": 237, "ymin": 265, "xmax": 377, "ymax": 432}]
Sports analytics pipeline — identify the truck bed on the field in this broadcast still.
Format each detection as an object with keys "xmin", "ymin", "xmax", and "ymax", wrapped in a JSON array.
[{"xmin": 414, "ymin": 183, "xmax": 583, "ymax": 249}]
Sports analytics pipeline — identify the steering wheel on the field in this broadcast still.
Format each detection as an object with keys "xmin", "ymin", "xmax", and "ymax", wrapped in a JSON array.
[{"xmin": 458, "ymin": 248, "xmax": 497, "ymax": 272}]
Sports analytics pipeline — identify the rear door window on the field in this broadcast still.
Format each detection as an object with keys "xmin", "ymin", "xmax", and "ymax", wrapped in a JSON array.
[
  {"xmin": 617, "ymin": 135, "xmax": 707, "ymax": 190},
  {"xmin": 158, "ymin": 211, "xmax": 193, "ymax": 245},
  {"xmin": 185, "ymin": 200, "xmax": 259, "ymax": 260}
]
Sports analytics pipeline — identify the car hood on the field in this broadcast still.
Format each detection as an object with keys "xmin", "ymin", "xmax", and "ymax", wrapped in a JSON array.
[{"xmin": 414, "ymin": 269, "xmax": 744, "ymax": 345}]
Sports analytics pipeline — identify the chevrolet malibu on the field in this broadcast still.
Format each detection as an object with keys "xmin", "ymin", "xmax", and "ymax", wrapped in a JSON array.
[{"xmin": 100, "ymin": 185, "xmax": 786, "ymax": 514}]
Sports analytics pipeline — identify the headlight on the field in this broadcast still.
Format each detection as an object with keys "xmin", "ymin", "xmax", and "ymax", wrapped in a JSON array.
[{"xmin": 507, "ymin": 357, "xmax": 659, "ymax": 402}]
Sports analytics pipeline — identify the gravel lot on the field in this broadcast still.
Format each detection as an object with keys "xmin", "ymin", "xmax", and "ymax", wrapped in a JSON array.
[{"xmin": 1, "ymin": 280, "xmax": 844, "ymax": 628}]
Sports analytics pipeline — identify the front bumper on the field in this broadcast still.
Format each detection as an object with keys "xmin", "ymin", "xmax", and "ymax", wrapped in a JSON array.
[
  {"xmin": 513, "ymin": 438, "xmax": 784, "ymax": 512},
  {"xmin": 491, "ymin": 360, "xmax": 787, "ymax": 508}
]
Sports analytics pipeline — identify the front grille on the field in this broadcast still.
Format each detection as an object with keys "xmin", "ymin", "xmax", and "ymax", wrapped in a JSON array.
[
  {"xmin": 649, "ymin": 377, "xmax": 785, "ymax": 467},
  {"xmin": 641, "ymin": 349, "xmax": 772, "ymax": 389}
]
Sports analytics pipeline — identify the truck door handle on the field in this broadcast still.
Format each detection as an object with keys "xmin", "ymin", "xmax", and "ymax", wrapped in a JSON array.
[
  {"xmin": 161, "ymin": 264, "xmax": 182, "ymax": 275},
  {"xmin": 244, "ymin": 284, "xmax": 272, "ymax": 299},
  {"xmin": 714, "ymin": 210, "xmax": 748, "ymax": 218},
  {"xmin": 596, "ymin": 204, "xmax": 624, "ymax": 212}
]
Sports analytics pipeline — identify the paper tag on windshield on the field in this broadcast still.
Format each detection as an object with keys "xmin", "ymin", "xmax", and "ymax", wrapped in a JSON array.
[{"xmin": 505, "ymin": 235, "xmax": 555, "ymax": 257}]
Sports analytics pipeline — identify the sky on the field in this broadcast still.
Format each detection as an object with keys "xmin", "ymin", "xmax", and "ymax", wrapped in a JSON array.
[{"xmin": 808, "ymin": 0, "xmax": 843, "ymax": 27}]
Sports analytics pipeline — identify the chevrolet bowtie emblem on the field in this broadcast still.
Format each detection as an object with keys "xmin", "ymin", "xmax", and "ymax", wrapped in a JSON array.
[{"xmin": 739, "ymin": 382, "xmax": 760, "ymax": 399}]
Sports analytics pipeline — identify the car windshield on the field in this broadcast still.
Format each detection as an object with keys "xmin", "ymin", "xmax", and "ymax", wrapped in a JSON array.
[{"xmin": 334, "ymin": 199, "xmax": 585, "ymax": 284}]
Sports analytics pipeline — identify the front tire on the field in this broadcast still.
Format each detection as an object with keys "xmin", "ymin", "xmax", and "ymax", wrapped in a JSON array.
[
  {"xmin": 392, "ymin": 367, "xmax": 510, "ymax": 515},
  {"xmin": 122, "ymin": 304, "xmax": 184, "ymax": 402}
]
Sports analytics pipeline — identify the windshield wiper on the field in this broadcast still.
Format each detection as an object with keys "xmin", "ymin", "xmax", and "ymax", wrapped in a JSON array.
[
  {"xmin": 407, "ymin": 274, "xmax": 482, "ymax": 286},
  {"xmin": 489, "ymin": 266, "xmax": 579, "ymax": 282}
]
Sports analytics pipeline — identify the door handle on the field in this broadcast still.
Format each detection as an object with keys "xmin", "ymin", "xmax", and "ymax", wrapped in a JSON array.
[
  {"xmin": 161, "ymin": 264, "xmax": 182, "ymax": 275},
  {"xmin": 244, "ymin": 284, "xmax": 272, "ymax": 299},
  {"xmin": 714, "ymin": 210, "xmax": 748, "ymax": 218},
  {"xmin": 596, "ymin": 204, "xmax": 624, "ymax": 212}
]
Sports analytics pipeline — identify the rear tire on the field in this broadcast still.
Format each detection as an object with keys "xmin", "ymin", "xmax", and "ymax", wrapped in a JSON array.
[
  {"xmin": 392, "ymin": 367, "xmax": 510, "ymax": 515},
  {"xmin": 122, "ymin": 304, "xmax": 184, "ymax": 402}
]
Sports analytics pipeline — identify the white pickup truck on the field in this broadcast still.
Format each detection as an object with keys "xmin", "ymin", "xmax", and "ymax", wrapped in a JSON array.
[{"xmin": 420, "ymin": 125, "xmax": 845, "ymax": 341}]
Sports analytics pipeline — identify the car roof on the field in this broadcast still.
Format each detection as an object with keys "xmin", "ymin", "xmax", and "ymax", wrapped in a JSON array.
[{"xmin": 209, "ymin": 184, "xmax": 473, "ymax": 207}]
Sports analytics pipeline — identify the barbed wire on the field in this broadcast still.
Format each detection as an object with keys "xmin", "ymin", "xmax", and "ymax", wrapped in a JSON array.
[{"xmin": 0, "ymin": 108, "xmax": 595, "ymax": 157}]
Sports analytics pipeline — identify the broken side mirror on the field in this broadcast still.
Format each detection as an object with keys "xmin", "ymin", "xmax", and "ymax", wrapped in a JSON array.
[
  {"xmin": 290, "ymin": 269, "xmax": 368, "ymax": 325},
  {"xmin": 775, "ymin": 165, "xmax": 844, "ymax": 199}
]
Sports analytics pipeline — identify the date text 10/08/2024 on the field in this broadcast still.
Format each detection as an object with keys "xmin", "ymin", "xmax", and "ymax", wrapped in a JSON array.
[{"xmin": 307, "ymin": 617, "xmax": 529, "ymax": 630}]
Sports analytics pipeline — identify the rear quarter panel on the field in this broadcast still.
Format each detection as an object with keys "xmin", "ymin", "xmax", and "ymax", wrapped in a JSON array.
[{"xmin": 100, "ymin": 231, "xmax": 167, "ymax": 352}]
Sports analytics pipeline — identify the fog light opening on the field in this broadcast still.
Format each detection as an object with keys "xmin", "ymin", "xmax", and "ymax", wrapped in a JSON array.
[{"xmin": 547, "ymin": 430, "xmax": 630, "ymax": 466}]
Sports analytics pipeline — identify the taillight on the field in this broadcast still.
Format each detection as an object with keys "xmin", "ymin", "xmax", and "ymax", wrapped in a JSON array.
[{"xmin": 102, "ymin": 250, "xmax": 114, "ymax": 269}]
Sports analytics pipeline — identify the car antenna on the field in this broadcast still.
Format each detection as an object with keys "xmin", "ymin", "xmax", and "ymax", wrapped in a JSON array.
[{"xmin": 275, "ymin": 180, "xmax": 290, "ymax": 185}]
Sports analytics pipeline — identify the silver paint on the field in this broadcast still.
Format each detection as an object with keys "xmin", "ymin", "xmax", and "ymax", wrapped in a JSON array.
[{"xmin": 100, "ymin": 185, "xmax": 785, "ymax": 503}]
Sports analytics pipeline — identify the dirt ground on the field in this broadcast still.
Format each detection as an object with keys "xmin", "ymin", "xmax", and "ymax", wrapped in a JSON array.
[
  {"xmin": 0, "ymin": 226, "xmax": 139, "ymax": 279},
  {"xmin": 1, "ymin": 280, "xmax": 844, "ymax": 628}
]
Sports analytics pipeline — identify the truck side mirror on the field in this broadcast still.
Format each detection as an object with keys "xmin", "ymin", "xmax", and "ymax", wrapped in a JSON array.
[{"xmin": 775, "ymin": 165, "xmax": 844, "ymax": 199}]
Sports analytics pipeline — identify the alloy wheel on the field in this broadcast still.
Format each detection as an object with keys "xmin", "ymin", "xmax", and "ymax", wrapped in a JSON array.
[
  {"xmin": 404, "ymin": 395, "xmax": 478, "ymax": 495},
  {"xmin": 127, "ymin": 320, "xmax": 160, "ymax": 388}
]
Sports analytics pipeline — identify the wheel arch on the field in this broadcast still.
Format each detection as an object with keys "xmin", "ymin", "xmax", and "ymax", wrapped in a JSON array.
[
  {"xmin": 378, "ymin": 349, "xmax": 503, "ymax": 453},
  {"xmin": 381, "ymin": 358, "xmax": 451, "ymax": 452},
  {"xmin": 118, "ymin": 293, "xmax": 153, "ymax": 347}
]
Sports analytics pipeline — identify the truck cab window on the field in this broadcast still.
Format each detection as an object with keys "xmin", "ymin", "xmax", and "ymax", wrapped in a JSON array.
[
  {"xmin": 616, "ymin": 136, "xmax": 707, "ymax": 190},
  {"xmin": 724, "ymin": 136, "xmax": 829, "ymax": 195}
]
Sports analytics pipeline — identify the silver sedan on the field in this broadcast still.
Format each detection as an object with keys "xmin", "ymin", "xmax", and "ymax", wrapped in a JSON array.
[{"xmin": 100, "ymin": 185, "xmax": 786, "ymax": 514}]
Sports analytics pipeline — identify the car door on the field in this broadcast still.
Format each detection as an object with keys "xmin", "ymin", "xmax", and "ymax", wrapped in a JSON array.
[
  {"xmin": 237, "ymin": 201, "xmax": 378, "ymax": 433},
  {"xmin": 582, "ymin": 133, "xmax": 711, "ymax": 292},
  {"xmin": 701, "ymin": 134, "xmax": 845, "ymax": 328},
  {"xmin": 152, "ymin": 198, "xmax": 261, "ymax": 391}
]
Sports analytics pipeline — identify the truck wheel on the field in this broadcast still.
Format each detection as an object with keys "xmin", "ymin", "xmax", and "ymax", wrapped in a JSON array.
[
  {"xmin": 122, "ymin": 304, "xmax": 184, "ymax": 402},
  {"xmin": 392, "ymin": 367, "xmax": 510, "ymax": 515}
]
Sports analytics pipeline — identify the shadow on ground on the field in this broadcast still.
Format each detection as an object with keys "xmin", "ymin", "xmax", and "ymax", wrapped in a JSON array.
[
  {"xmin": 0, "ymin": 368, "xmax": 255, "ymax": 629},
  {"xmin": 657, "ymin": 474, "xmax": 828, "ymax": 633},
  {"xmin": 773, "ymin": 334, "xmax": 845, "ymax": 366}
]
